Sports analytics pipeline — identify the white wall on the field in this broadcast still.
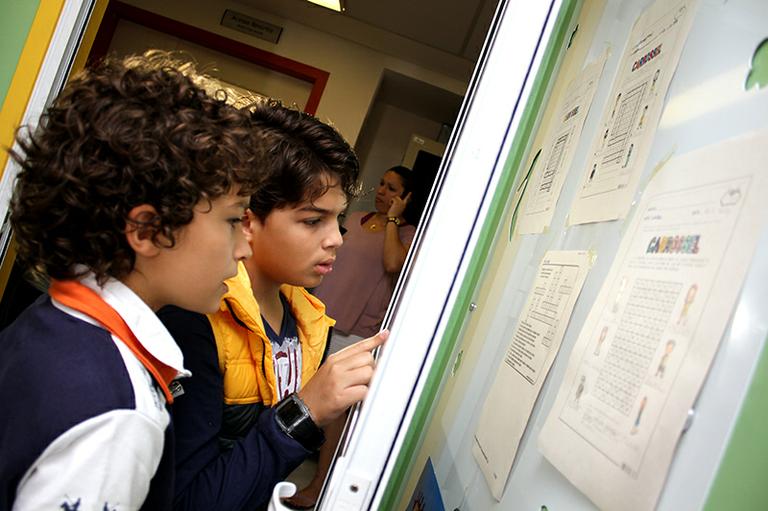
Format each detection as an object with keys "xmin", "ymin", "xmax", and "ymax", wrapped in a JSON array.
[
  {"xmin": 123, "ymin": 0, "xmax": 468, "ymax": 146},
  {"xmin": 350, "ymin": 102, "xmax": 441, "ymax": 214},
  {"xmin": 108, "ymin": 19, "xmax": 314, "ymax": 108}
]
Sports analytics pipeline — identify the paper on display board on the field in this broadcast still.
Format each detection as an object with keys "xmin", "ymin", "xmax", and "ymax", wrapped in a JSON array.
[
  {"xmin": 517, "ymin": 55, "xmax": 606, "ymax": 234},
  {"xmin": 568, "ymin": 0, "xmax": 697, "ymax": 225},
  {"xmin": 473, "ymin": 250, "xmax": 592, "ymax": 500},
  {"xmin": 539, "ymin": 131, "xmax": 768, "ymax": 511}
]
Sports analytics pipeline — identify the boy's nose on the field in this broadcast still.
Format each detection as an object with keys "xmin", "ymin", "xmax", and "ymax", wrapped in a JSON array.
[
  {"xmin": 326, "ymin": 225, "xmax": 344, "ymax": 249},
  {"xmin": 234, "ymin": 230, "xmax": 252, "ymax": 261}
]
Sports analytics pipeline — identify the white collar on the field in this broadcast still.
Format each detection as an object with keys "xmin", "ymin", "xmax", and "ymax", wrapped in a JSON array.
[{"xmin": 63, "ymin": 274, "xmax": 190, "ymax": 378}]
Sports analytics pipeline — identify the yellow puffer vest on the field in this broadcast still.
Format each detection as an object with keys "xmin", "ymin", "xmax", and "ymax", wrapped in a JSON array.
[{"xmin": 207, "ymin": 263, "xmax": 334, "ymax": 407}]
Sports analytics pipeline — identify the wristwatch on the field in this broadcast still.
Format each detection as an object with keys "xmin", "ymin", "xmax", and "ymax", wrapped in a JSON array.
[
  {"xmin": 386, "ymin": 216, "xmax": 401, "ymax": 226},
  {"xmin": 274, "ymin": 393, "xmax": 325, "ymax": 451}
]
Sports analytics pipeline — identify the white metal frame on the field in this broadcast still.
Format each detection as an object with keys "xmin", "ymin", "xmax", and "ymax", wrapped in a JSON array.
[
  {"xmin": 0, "ymin": 0, "xmax": 95, "ymax": 265},
  {"xmin": 318, "ymin": 1, "xmax": 564, "ymax": 509}
]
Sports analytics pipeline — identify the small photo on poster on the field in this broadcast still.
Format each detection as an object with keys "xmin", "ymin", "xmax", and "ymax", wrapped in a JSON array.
[{"xmin": 407, "ymin": 458, "xmax": 446, "ymax": 511}]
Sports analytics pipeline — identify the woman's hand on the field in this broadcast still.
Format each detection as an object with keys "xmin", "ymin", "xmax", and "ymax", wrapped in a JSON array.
[{"xmin": 387, "ymin": 192, "xmax": 412, "ymax": 218}]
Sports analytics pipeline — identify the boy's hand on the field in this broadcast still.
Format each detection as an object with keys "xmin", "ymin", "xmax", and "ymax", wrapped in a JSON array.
[{"xmin": 297, "ymin": 330, "xmax": 388, "ymax": 427}]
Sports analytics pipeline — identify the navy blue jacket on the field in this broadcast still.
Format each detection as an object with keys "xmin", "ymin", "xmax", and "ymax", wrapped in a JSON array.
[
  {"xmin": 0, "ymin": 295, "xmax": 174, "ymax": 510},
  {"xmin": 159, "ymin": 306, "xmax": 310, "ymax": 510}
]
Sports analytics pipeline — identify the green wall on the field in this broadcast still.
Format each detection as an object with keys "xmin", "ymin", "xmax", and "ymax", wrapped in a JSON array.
[
  {"xmin": 0, "ymin": 0, "xmax": 41, "ymax": 106},
  {"xmin": 704, "ymin": 336, "xmax": 768, "ymax": 509}
]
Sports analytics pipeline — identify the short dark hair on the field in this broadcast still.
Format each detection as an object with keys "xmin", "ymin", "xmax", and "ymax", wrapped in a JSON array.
[
  {"xmin": 246, "ymin": 100, "xmax": 359, "ymax": 220},
  {"xmin": 9, "ymin": 52, "xmax": 262, "ymax": 284}
]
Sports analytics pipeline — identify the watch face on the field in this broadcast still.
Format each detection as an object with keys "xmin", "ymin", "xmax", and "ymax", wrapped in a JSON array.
[
  {"xmin": 275, "ymin": 393, "xmax": 326, "ymax": 451},
  {"xmin": 276, "ymin": 394, "xmax": 306, "ymax": 429}
]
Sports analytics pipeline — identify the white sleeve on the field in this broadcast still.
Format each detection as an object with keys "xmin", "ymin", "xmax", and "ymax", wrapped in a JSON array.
[{"xmin": 12, "ymin": 409, "xmax": 165, "ymax": 511}]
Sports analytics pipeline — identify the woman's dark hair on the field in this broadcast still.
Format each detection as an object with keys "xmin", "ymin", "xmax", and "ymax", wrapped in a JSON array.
[
  {"xmin": 246, "ymin": 99, "xmax": 360, "ymax": 220},
  {"xmin": 9, "ymin": 51, "xmax": 263, "ymax": 284},
  {"xmin": 385, "ymin": 165, "xmax": 424, "ymax": 225},
  {"xmin": 385, "ymin": 165, "xmax": 413, "ymax": 197}
]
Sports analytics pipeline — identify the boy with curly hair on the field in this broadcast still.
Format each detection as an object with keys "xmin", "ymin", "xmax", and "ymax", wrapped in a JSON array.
[
  {"xmin": 0, "ymin": 53, "xmax": 261, "ymax": 509},
  {"xmin": 159, "ymin": 100, "xmax": 387, "ymax": 510}
]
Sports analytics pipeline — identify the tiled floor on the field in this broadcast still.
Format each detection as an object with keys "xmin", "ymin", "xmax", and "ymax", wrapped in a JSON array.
[{"xmin": 286, "ymin": 457, "xmax": 318, "ymax": 489}]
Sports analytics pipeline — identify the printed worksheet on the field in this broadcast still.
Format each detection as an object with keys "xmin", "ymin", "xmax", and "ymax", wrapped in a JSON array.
[
  {"xmin": 517, "ymin": 56, "xmax": 606, "ymax": 234},
  {"xmin": 569, "ymin": 0, "xmax": 697, "ymax": 225},
  {"xmin": 473, "ymin": 250, "xmax": 591, "ymax": 500},
  {"xmin": 539, "ymin": 131, "xmax": 768, "ymax": 511}
]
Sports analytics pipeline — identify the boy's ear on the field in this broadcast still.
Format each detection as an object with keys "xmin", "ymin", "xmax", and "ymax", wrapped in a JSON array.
[
  {"xmin": 125, "ymin": 204, "xmax": 163, "ymax": 257},
  {"xmin": 242, "ymin": 209, "xmax": 257, "ymax": 241}
]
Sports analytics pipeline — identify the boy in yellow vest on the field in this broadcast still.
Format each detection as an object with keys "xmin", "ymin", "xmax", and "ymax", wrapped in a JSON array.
[
  {"xmin": 0, "ymin": 52, "xmax": 261, "ymax": 510},
  {"xmin": 159, "ymin": 100, "xmax": 387, "ymax": 510}
]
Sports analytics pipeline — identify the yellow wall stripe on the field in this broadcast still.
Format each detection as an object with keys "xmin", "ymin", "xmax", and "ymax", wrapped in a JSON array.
[
  {"xmin": 0, "ymin": 1, "xmax": 65, "ymax": 298},
  {"xmin": 0, "ymin": 0, "xmax": 65, "ymax": 175}
]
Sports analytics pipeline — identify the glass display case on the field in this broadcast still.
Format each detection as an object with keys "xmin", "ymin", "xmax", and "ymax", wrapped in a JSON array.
[{"xmin": 319, "ymin": 0, "xmax": 768, "ymax": 509}]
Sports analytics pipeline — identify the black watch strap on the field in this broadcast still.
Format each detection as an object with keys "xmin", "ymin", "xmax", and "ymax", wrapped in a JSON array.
[{"xmin": 274, "ymin": 393, "xmax": 325, "ymax": 451}]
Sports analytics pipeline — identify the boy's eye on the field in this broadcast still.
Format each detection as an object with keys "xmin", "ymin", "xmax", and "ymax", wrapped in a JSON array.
[
  {"xmin": 228, "ymin": 218, "xmax": 243, "ymax": 227},
  {"xmin": 303, "ymin": 218, "xmax": 321, "ymax": 226}
]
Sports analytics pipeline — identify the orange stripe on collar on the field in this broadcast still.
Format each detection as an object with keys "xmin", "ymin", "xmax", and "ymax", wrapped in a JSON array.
[{"xmin": 49, "ymin": 279, "xmax": 177, "ymax": 404}]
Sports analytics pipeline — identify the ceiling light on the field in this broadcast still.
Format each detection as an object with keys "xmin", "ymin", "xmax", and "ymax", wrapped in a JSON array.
[{"xmin": 305, "ymin": 0, "xmax": 344, "ymax": 12}]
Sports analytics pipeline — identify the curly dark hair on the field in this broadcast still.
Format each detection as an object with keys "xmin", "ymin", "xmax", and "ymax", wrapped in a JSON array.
[
  {"xmin": 9, "ymin": 52, "xmax": 263, "ymax": 284},
  {"xmin": 245, "ymin": 99, "xmax": 360, "ymax": 220}
]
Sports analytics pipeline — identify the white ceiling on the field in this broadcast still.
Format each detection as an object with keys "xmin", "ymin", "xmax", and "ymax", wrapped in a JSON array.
[{"xmin": 232, "ymin": 0, "xmax": 499, "ymax": 81}]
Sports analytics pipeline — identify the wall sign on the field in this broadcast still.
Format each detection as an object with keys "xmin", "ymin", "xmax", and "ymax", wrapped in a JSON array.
[{"xmin": 220, "ymin": 9, "xmax": 282, "ymax": 44}]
